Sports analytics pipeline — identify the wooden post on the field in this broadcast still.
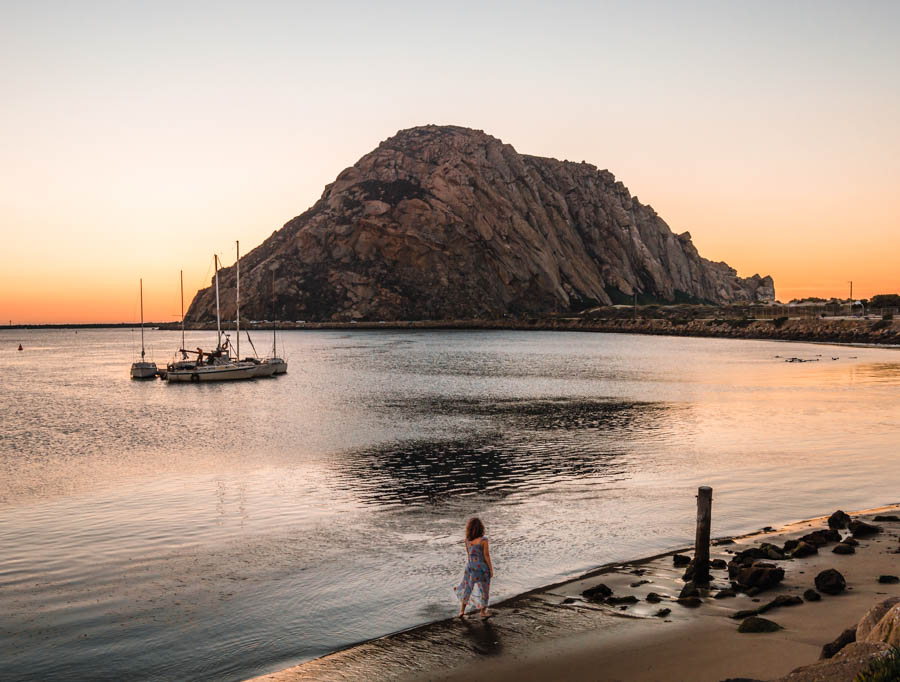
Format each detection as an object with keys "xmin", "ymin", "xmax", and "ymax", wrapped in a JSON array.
[{"xmin": 694, "ymin": 486, "xmax": 713, "ymax": 583}]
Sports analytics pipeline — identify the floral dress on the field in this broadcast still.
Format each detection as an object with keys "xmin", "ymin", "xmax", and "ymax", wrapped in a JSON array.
[{"xmin": 455, "ymin": 538, "xmax": 490, "ymax": 608}]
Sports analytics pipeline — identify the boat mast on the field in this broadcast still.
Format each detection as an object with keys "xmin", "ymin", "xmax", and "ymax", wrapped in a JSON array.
[
  {"xmin": 214, "ymin": 254, "xmax": 222, "ymax": 349},
  {"xmin": 180, "ymin": 269, "xmax": 185, "ymax": 351},
  {"xmin": 236, "ymin": 240, "xmax": 240, "ymax": 361},
  {"xmin": 139, "ymin": 278, "xmax": 145, "ymax": 360},
  {"xmin": 272, "ymin": 268, "xmax": 276, "ymax": 356}
]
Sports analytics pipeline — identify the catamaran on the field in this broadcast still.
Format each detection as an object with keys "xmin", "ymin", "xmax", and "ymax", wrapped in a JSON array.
[
  {"xmin": 130, "ymin": 278, "xmax": 158, "ymax": 379},
  {"xmin": 164, "ymin": 247, "xmax": 256, "ymax": 383}
]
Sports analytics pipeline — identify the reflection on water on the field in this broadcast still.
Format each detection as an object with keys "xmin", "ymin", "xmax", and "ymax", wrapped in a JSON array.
[
  {"xmin": 344, "ymin": 399, "xmax": 667, "ymax": 505},
  {"xmin": 849, "ymin": 362, "xmax": 900, "ymax": 383},
  {"xmin": 0, "ymin": 329, "xmax": 899, "ymax": 681}
]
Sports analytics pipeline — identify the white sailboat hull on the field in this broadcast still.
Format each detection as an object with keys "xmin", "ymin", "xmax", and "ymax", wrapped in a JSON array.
[
  {"xmin": 252, "ymin": 362, "xmax": 277, "ymax": 377},
  {"xmin": 130, "ymin": 362, "xmax": 158, "ymax": 379},
  {"xmin": 165, "ymin": 363, "xmax": 257, "ymax": 382}
]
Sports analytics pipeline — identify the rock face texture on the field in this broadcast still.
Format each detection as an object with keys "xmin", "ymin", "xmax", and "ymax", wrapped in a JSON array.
[{"xmin": 186, "ymin": 125, "xmax": 775, "ymax": 322}]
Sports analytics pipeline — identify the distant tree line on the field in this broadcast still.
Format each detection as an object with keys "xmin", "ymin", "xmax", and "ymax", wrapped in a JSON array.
[{"xmin": 870, "ymin": 293, "xmax": 900, "ymax": 308}]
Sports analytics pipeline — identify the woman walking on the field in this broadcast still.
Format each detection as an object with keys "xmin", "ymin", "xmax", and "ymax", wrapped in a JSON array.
[{"xmin": 454, "ymin": 517, "xmax": 494, "ymax": 619}]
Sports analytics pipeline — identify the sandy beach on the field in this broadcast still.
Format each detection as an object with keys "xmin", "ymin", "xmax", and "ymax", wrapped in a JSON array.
[{"xmin": 251, "ymin": 505, "xmax": 900, "ymax": 682}]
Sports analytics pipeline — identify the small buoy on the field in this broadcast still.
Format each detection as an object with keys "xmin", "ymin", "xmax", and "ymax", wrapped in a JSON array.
[{"xmin": 18, "ymin": 344, "xmax": 23, "ymax": 351}]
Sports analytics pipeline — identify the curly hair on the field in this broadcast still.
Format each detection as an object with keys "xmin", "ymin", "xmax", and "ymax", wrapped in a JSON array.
[{"xmin": 465, "ymin": 517, "xmax": 485, "ymax": 542}]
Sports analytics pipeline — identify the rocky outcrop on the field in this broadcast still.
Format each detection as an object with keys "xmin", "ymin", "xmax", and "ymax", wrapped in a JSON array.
[
  {"xmin": 186, "ymin": 125, "xmax": 774, "ymax": 322},
  {"xmin": 779, "ymin": 599, "xmax": 900, "ymax": 681}
]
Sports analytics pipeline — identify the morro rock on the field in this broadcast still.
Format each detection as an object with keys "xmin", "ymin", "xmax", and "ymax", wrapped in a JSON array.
[{"xmin": 187, "ymin": 125, "xmax": 775, "ymax": 322}]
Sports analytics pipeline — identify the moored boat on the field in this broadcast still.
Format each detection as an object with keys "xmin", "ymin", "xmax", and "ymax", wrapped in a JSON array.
[
  {"xmin": 263, "ymin": 268, "xmax": 288, "ymax": 374},
  {"xmin": 130, "ymin": 361, "xmax": 158, "ymax": 379},
  {"xmin": 266, "ymin": 356, "xmax": 288, "ymax": 374},
  {"xmin": 130, "ymin": 278, "xmax": 158, "ymax": 379},
  {"xmin": 244, "ymin": 356, "xmax": 277, "ymax": 377},
  {"xmin": 165, "ymin": 355, "xmax": 257, "ymax": 382},
  {"xmin": 164, "ymin": 251, "xmax": 256, "ymax": 383}
]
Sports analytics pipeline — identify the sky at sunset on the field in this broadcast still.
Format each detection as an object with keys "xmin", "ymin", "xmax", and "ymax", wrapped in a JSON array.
[{"xmin": 1, "ymin": 0, "xmax": 898, "ymax": 323}]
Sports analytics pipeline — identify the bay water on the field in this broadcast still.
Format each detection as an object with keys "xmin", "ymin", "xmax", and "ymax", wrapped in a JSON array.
[{"xmin": 1, "ymin": 328, "xmax": 898, "ymax": 680}]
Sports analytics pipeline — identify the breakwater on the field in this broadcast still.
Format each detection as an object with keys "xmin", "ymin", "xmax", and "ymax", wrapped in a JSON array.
[{"xmin": 163, "ymin": 317, "xmax": 900, "ymax": 346}]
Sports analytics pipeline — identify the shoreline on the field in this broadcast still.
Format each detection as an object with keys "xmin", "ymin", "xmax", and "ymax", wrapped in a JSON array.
[
  {"xmin": 157, "ymin": 316, "xmax": 900, "ymax": 347},
  {"xmin": 12, "ymin": 317, "xmax": 896, "ymax": 348},
  {"xmin": 250, "ymin": 503, "xmax": 900, "ymax": 681}
]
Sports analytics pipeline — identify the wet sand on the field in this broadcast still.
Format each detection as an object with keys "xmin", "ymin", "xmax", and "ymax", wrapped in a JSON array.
[{"xmin": 249, "ymin": 505, "xmax": 900, "ymax": 682}]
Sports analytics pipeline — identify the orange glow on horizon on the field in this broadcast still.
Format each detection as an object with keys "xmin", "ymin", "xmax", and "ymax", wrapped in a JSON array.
[{"xmin": 2, "ymin": 2, "xmax": 897, "ymax": 323}]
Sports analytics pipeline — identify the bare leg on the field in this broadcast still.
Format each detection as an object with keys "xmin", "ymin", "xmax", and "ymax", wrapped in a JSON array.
[
  {"xmin": 479, "ymin": 582, "xmax": 492, "ymax": 618},
  {"xmin": 457, "ymin": 599, "xmax": 468, "ymax": 618}
]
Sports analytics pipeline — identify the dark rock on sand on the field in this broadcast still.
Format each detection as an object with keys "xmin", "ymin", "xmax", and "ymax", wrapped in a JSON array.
[
  {"xmin": 679, "ymin": 582, "xmax": 700, "ymax": 599},
  {"xmin": 803, "ymin": 589, "xmax": 821, "ymax": 602},
  {"xmin": 815, "ymin": 569, "xmax": 847, "ymax": 595},
  {"xmin": 758, "ymin": 595, "xmax": 803, "ymax": 614},
  {"xmin": 738, "ymin": 616, "xmax": 782, "ymax": 633},
  {"xmin": 820, "ymin": 626, "xmax": 856, "ymax": 659},
  {"xmin": 849, "ymin": 520, "xmax": 882, "ymax": 537},
  {"xmin": 873, "ymin": 514, "xmax": 900, "ymax": 522},
  {"xmin": 759, "ymin": 542, "xmax": 786, "ymax": 560},
  {"xmin": 713, "ymin": 538, "xmax": 736, "ymax": 546},
  {"xmin": 561, "ymin": 597, "xmax": 577, "ymax": 604},
  {"xmin": 791, "ymin": 541, "xmax": 818, "ymax": 558},
  {"xmin": 711, "ymin": 558, "xmax": 728, "ymax": 570},
  {"xmin": 728, "ymin": 553, "xmax": 771, "ymax": 581},
  {"xmin": 732, "ymin": 609, "xmax": 761, "ymax": 620},
  {"xmin": 732, "ymin": 547, "xmax": 772, "ymax": 565},
  {"xmin": 832, "ymin": 542, "xmax": 855, "ymax": 555},
  {"xmin": 736, "ymin": 563, "xmax": 785, "ymax": 592},
  {"xmin": 676, "ymin": 596, "xmax": 702, "ymax": 607},
  {"xmin": 582, "ymin": 583, "xmax": 612, "ymax": 601},
  {"xmin": 827, "ymin": 510, "xmax": 852, "ymax": 529},
  {"xmin": 714, "ymin": 589, "xmax": 737, "ymax": 599},
  {"xmin": 606, "ymin": 595, "xmax": 638, "ymax": 605},
  {"xmin": 672, "ymin": 553, "xmax": 691, "ymax": 567},
  {"xmin": 878, "ymin": 575, "xmax": 899, "ymax": 584},
  {"xmin": 645, "ymin": 592, "xmax": 663, "ymax": 603},
  {"xmin": 653, "ymin": 608, "xmax": 671, "ymax": 617},
  {"xmin": 798, "ymin": 529, "xmax": 841, "ymax": 547},
  {"xmin": 630, "ymin": 580, "xmax": 650, "ymax": 587},
  {"xmin": 842, "ymin": 537, "xmax": 859, "ymax": 546}
]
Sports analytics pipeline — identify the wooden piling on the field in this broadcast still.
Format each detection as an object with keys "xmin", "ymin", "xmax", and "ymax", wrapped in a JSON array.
[{"xmin": 694, "ymin": 486, "xmax": 713, "ymax": 583}]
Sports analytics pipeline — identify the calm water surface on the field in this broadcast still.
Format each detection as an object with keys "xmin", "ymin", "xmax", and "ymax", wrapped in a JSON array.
[{"xmin": 1, "ymin": 329, "xmax": 899, "ymax": 680}]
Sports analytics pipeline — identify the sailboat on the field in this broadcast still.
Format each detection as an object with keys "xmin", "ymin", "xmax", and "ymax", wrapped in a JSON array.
[
  {"xmin": 165, "ymin": 248, "xmax": 256, "ymax": 382},
  {"xmin": 130, "ymin": 278, "xmax": 158, "ymax": 379},
  {"xmin": 262, "ymin": 268, "xmax": 287, "ymax": 374}
]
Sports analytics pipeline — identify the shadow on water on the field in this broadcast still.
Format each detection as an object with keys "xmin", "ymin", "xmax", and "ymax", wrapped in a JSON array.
[{"xmin": 339, "ymin": 399, "xmax": 673, "ymax": 506}]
